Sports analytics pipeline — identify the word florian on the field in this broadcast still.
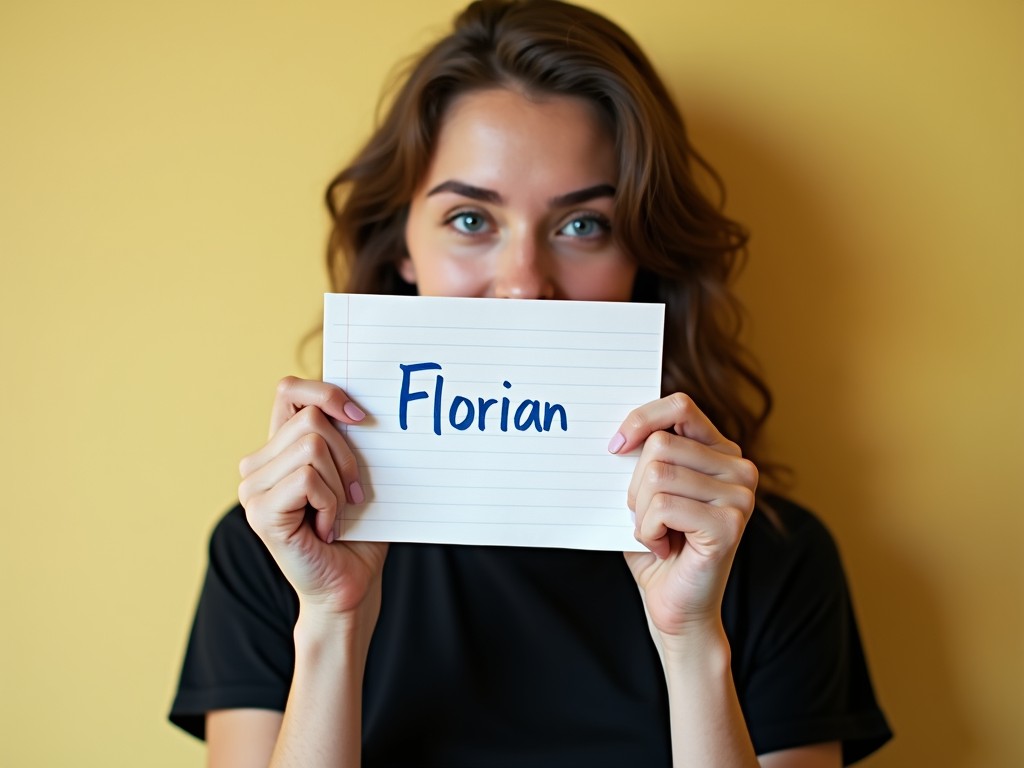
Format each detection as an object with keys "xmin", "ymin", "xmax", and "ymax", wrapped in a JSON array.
[{"xmin": 398, "ymin": 362, "xmax": 568, "ymax": 435}]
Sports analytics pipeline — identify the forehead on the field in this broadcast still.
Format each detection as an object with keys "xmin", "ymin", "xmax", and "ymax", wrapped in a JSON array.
[{"xmin": 424, "ymin": 88, "xmax": 618, "ymax": 190}]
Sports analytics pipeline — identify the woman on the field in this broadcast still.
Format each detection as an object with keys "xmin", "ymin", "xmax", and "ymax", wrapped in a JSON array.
[{"xmin": 170, "ymin": 1, "xmax": 892, "ymax": 765}]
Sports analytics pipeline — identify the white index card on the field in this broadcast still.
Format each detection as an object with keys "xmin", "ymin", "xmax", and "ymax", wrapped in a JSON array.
[{"xmin": 323, "ymin": 293, "xmax": 664, "ymax": 551}]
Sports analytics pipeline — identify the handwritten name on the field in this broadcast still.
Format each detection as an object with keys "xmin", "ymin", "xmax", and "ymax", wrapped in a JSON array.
[{"xmin": 398, "ymin": 362, "xmax": 568, "ymax": 435}]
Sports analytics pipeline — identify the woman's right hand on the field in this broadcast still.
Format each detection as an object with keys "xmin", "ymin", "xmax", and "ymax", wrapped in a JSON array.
[{"xmin": 238, "ymin": 377, "xmax": 388, "ymax": 619}]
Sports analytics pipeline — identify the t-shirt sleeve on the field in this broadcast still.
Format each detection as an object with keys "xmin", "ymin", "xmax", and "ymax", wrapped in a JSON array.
[
  {"xmin": 169, "ymin": 504, "xmax": 298, "ymax": 740},
  {"xmin": 730, "ymin": 500, "xmax": 893, "ymax": 764}
]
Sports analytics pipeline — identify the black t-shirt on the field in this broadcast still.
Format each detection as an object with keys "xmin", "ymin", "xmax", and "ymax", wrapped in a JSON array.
[{"xmin": 169, "ymin": 495, "xmax": 892, "ymax": 765}]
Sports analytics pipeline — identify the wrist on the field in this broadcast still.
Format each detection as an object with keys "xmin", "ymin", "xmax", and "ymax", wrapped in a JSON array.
[
  {"xmin": 281, "ymin": 603, "xmax": 372, "ymax": 766},
  {"xmin": 659, "ymin": 621, "xmax": 732, "ymax": 672},
  {"xmin": 294, "ymin": 601, "xmax": 378, "ymax": 662}
]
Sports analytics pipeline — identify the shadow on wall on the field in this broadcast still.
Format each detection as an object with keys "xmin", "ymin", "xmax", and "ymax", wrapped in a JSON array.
[{"xmin": 682, "ymin": 101, "xmax": 975, "ymax": 766}]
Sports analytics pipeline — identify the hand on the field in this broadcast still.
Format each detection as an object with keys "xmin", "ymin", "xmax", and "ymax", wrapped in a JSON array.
[
  {"xmin": 238, "ymin": 377, "xmax": 388, "ymax": 619},
  {"xmin": 613, "ymin": 394, "xmax": 758, "ymax": 640}
]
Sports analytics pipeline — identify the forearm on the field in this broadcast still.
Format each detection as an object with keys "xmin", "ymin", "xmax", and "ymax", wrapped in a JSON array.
[
  {"xmin": 269, "ymin": 609, "xmax": 373, "ymax": 768},
  {"xmin": 661, "ymin": 626, "xmax": 759, "ymax": 768}
]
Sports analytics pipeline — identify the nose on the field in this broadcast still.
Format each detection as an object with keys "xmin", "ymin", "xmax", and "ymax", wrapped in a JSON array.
[{"xmin": 493, "ymin": 233, "xmax": 555, "ymax": 299}]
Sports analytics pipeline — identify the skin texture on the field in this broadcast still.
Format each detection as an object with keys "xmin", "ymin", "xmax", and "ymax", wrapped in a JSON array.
[
  {"xmin": 401, "ymin": 88, "xmax": 637, "ymax": 301},
  {"xmin": 220, "ymin": 89, "xmax": 841, "ymax": 768}
]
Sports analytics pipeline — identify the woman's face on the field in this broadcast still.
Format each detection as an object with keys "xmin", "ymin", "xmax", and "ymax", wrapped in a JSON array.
[{"xmin": 402, "ymin": 88, "xmax": 637, "ymax": 301}]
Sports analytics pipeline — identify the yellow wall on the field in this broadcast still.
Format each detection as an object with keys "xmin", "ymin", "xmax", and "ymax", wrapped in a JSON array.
[{"xmin": 1, "ymin": 0, "xmax": 1020, "ymax": 765}]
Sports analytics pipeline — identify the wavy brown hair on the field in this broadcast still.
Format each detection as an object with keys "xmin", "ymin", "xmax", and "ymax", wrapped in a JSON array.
[{"xmin": 323, "ymin": 0, "xmax": 776, "ymax": 474}]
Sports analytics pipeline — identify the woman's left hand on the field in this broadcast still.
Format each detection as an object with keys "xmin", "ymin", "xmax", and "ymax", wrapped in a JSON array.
[{"xmin": 614, "ymin": 393, "xmax": 759, "ymax": 641}]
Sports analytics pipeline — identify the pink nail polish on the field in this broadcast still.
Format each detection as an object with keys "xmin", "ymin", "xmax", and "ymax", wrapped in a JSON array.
[
  {"xmin": 349, "ymin": 480, "xmax": 365, "ymax": 504},
  {"xmin": 607, "ymin": 432, "xmax": 626, "ymax": 454},
  {"xmin": 343, "ymin": 402, "xmax": 366, "ymax": 421}
]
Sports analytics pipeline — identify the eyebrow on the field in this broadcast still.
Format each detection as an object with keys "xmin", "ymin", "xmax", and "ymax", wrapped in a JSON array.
[
  {"xmin": 551, "ymin": 184, "xmax": 616, "ymax": 207},
  {"xmin": 426, "ymin": 180, "xmax": 616, "ymax": 207}
]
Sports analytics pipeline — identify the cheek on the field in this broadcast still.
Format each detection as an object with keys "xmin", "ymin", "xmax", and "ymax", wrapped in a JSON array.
[
  {"xmin": 558, "ymin": 259, "xmax": 638, "ymax": 301},
  {"xmin": 404, "ymin": 209, "xmax": 491, "ymax": 297},
  {"xmin": 406, "ymin": 248, "xmax": 497, "ymax": 298}
]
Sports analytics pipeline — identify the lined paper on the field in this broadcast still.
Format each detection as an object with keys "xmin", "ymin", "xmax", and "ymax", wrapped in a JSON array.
[{"xmin": 323, "ymin": 294, "xmax": 664, "ymax": 551}]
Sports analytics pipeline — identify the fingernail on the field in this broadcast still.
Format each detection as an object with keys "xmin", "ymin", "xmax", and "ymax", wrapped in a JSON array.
[
  {"xmin": 344, "ymin": 402, "xmax": 366, "ymax": 421},
  {"xmin": 326, "ymin": 528, "xmax": 336, "ymax": 545},
  {"xmin": 349, "ymin": 480, "xmax": 365, "ymax": 504},
  {"xmin": 607, "ymin": 432, "xmax": 626, "ymax": 454}
]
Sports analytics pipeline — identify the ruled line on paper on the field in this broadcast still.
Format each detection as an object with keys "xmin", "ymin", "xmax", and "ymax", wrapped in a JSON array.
[
  {"xmin": 372, "ymin": 483, "xmax": 625, "ymax": 491},
  {"xmin": 351, "ymin": 518, "xmax": 630, "ymax": 528},
  {"xmin": 347, "ymin": 361, "xmax": 659, "ymax": 371},
  {"xmin": 335, "ymin": 322, "xmax": 660, "ymax": 335},
  {"xmin": 358, "ymin": 466, "xmax": 634, "ymax": 476},
  {"xmin": 328, "ymin": 377, "xmax": 656, "ymax": 390},
  {"xmin": 334, "ymin": 341, "xmax": 658, "ymax": 353}
]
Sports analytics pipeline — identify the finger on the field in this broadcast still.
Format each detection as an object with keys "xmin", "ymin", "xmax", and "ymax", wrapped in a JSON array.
[
  {"xmin": 241, "ymin": 406, "xmax": 361, "ymax": 499},
  {"xmin": 626, "ymin": 462, "xmax": 757, "ymax": 540},
  {"xmin": 630, "ymin": 459, "xmax": 745, "ymax": 522},
  {"xmin": 609, "ymin": 393, "xmax": 741, "ymax": 458},
  {"xmin": 635, "ymin": 491, "xmax": 750, "ymax": 560},
  {"xmin": 269, "ymin": 376, "xmax": 366, "ymax": 439},
  {"xmin": 244, "ymin": 464, "xmax": 339, "ymax": 545},
  {"xmin": 626, "ymin": 431, "xmax": 758, "ymax": 511},
  {"xmin": 239, "ymin": 431, "xmax": 346, "ymax": 521}
]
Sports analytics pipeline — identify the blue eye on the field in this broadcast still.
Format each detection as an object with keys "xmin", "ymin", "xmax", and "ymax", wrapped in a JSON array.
[
  {"xmin": 558, "ymin": 215, "xmax": 609, "ymax": 238},
  {"xmin": 449, "ymin": 211, "xmax": 489, "ymax": 234}
]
